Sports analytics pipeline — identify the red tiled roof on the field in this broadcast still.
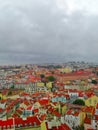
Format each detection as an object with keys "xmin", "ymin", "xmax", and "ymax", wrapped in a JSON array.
[
  {"xmin": 78, "ymin": 92, "xmax": 84, "ymax": 97},
  {"xmin": 52, "ymin": 111, "xmax": 61, "ymax": 117},
  {"xmin": 26, "ymin": 105, "xmax": 33, "ymax": 110},
  {"xmin": 14, "ymin": 116, "xmax": 41, "ymax": 127},
  {"xmin": 6, "ymin": 107, "xmax": 11, "ymax": 113},
  {"xmin": 0, "ymin": 108, "xmax": 3, "ymax": 113},
  {"xmin": 61, "ymin": 123, "xmax": 71, "ymax": 130},
  {"xmin": 32, "ymin": 92, "xmax": 42, "ymax": 97},
  {"xmin": 48, "ymin": 107, "xmax": 55, "ymax": 113},
  {"xmin": 33, "ymin": 108, "xmax": 39, "ymax": 113},
  {"xmin": 66, "ymin": 109, "xmax": 80, "ymax": 117},
  {"xmin": 12, "ymin": 113, "xmax": 19, "ymax": 118},
  {"xmin": 16, "ymin": 108, "xmax": 23, "ymax": 115},
  {"xmin": 68, "ymin": 89, "xmax": 78, "ymax": 93},
  {"xmin": 84, "ymin": 117, "xmax": 91, "ymax": 124},
  {"xmin": 0, "ymin": 118, "xmax": 14, "ymax": 128},
  {"xmin": 39, "ymin": 114, "xmax": 46, "ymax": 121},
  {"xmin": 73, "ymin": 111, "xmax": 80, "ymax": 116},
  {"xmin": 1, "ymin": 90, "xmax": 8, "ymax": 95},
  {"xmin": 85, "ymin": 93, "xmax": 95, "ymax": 98},
  {"xmin": 38, "ymin": 99, "xmax": 49, "ymax": 106},
  {"xmin": 23, "ymin": 100, "xmax": 30, "ymax": 106},
  {"xmin": 0, "ymin": 99, "xmax": 7, "ymax": 103},
  {"xmin": 95, "ymin": 115, "xmax": 98, "ymax": 120},
  {"xmin": 82, "ymin": 106, "xmax": 95, "ymax": 115},
  {"xmin": 65, "ymin": 94, "xmax": 70, "ymax": 98},
  {"xmin": 27, "ymin": 116, "xmax": 41, "ymax": 126},
  {"xmin": 20, "ymin": 92, "xmax": 30, "ymax": 97},
  {"xmin": 96, "ymin": 103, "xmax": 98, "ymax": 109},
  {"xmin": 14, "ymin": 117, "xmax": 23, "ymax": 125},
  {"xmin": 66, "ymin": 110, "xmax": 72, "ymax": 115}
]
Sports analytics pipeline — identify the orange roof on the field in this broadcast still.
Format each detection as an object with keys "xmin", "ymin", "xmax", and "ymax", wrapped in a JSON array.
[
  {"xmin": 85, "ymin": 92, "xmax": 95, "ymax": 98},
  {"xmin": 20, "ymin": 92, "xmax": 30, "ymax": 97},
  {"xmin": 96, "ymin": 103, "xmax": 98, "ymax": 109},
  {"xmin": 79, "ymin": 92, "xmax": 84, "ymax": 97},
  {"xmin": 66, "ymin": 109, "xmax": 80, "ymax": 116},
  {"xmin": 84, "ymin": 117, "xmax": 91, "ymax": 124},
  {"xmin": 52, "ymin": 111, "xmax": 61, "ymax": 117},
  {"xmin": 16, "ymin": 109, "xmax": 23, "ymax": 115},
  {"xmin": 38, "ymin": 99, "xmax": 49, "ymax": 106},
  {"xmin": 73, "ymin": 111, "xmax": 80, "ymax": 116},
  {"xmin": 23, "ymin": 100, "xmax": 30, "ymax": 106},
  {"xmin": 0, "ymin": 108, "xmax": 3, "ymax": 113},
  {"xmin": 48, "ymin": 107, "xmax": 55, "ymax": 112},
  {"xmin": 39, "ymin": 114, "xmax": 46, "ymax": 121},
  {"xmin": 33, "ymin": 109, "xmax": 39, "ymax": 113},
  {"xmin": 95, "ymin": 115, "xmax": 98, "ymax": 120},
  {"xmin": 82, "ymin": 106, "xmax": 95, "ymax": 115},
  {"xmin": 66, "ymin": 109, "xmax": 72, "ymax": 115},
  {"xmin": 12, "ymin": 113, "xmax": 19, "ymax": 118},
  {"xmin": 26, "ymin": 105, "xmax": 33, "ymax": 110},
  {"xmin": 0, "ymin": 99, "xmax": 7, "ymax": 103},
  {"xmin": 61, "ymin": 123, "xmax": 71, "ymax": 130}
]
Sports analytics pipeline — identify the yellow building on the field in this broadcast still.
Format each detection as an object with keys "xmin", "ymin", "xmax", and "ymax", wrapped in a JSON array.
[
  {"xmin": 46, "ymin": 82, "xmax": 52, "ymax": 89},
  {"xmin": 85, "ymin": 95, "xmax": 98, "ymax": 107},
  {"xmin": 0, "ymin": 93, "xmax": 3, "ymax": 100},
  {"xmin": 37, "ymin": 82, "xmax": 45, "ymax": 87},
  {"xmin": 41, "ymin": 121, "xmax": 47, "ymax": 130},
  {"xmin": 2, "ymin": 95, "xmax": 7, "ymax": 99},
  {"xmin": 34, "ymin": 102, "xmax": 41, "ymax": 109},
  {"xmin": 59, "ymin": 67, "xmax": 72, "ymax": 73},
  {"xmin": 79, "ymin": 111, "xmax": 86, "ymax": 125},
  {"xmin": 0, "ymin": 93, "xmax": 7, "ymax": 100},
  {"xmin": 61, "ymin": 105, "xmax": 68, "ymax": 115}
]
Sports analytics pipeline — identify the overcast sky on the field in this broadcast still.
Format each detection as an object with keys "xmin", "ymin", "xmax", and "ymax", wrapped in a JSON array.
[{"xmin": 0, "ymin": 0, "xmax": 98, "ymax": 64}]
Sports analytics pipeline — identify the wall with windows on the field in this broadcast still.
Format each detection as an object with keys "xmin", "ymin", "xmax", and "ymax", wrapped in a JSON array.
[{"xmin": 85, "ymin": 96, "xmax": 98, "ymax": 107}]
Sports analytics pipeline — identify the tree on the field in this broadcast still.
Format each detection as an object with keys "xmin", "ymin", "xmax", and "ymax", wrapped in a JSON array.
[
  {"xmin": 91, "ymin": 79, "xmax": 97, "ymax": 84},
  {"xmin": 73, "ymin": 99, "xmax": 85, "ymax": 106},
  {"xmin": 47, "ymin": 76, "xmax": 56, "ymax": 82},
  {"xmin": 8, "ymin": 91, "xmax": 12, "ymax": 96},
  {"xmin": 76, "ymin": 125, "xmax": 84, "ymax": 130},
  {"xmin": 51, "ymin": 71, "xmax": 54, "ymax": 74},
  {"xmin": 11, "ymin": 84, "xmax": 15, "ymax": 89},
  {"xmin": 40, "ymin": 74, "xmax": 45, "ymax": 79}
]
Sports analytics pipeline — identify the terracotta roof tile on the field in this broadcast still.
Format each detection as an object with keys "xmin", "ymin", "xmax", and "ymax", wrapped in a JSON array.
[
  {"xmin": 84, "ymin": 117, "xmax": 91, "ymax": 124},
  {"xmin": 52, "ymin": 111, "xmax": 61, "ymax": 117}
]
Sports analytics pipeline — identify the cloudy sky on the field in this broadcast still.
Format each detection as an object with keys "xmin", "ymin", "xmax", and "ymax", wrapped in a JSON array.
[{"xmin": 0, "ymin": 0, "xmax": 98, "ymax": 64}]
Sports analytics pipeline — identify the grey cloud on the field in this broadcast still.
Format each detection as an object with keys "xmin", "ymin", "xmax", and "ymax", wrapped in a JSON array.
[{"xmin": 0, "ymin": 0, "xmax": 98, "ymax": 64}]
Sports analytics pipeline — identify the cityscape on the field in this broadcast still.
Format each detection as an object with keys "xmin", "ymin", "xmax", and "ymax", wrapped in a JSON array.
[
  {"xmin": 0, "ymin": 62, "xmax": 98, "ymax": 130},
  {"xmin": 0, "ymin": 0, "xmax": 98, "ymax": 130}
]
